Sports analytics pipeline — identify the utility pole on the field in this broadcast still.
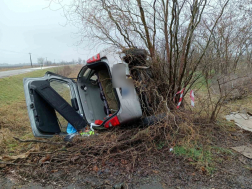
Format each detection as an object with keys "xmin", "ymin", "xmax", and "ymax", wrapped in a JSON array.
[
  {"xmin": 46, "ymin": 57, "xmax": 47, "ymax": 66},
  {"xmin": 29, "ymin": 53, "xmax": 33, "ymax": 67}
]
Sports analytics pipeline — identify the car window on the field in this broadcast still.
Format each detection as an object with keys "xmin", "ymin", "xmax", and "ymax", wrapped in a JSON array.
[
  {"xmin": 50, "ymin": 80, "xmax": 72, "ymax": 132},
  {"xmin": 83, "ymin": 68, "xmax": 91, "ymax": 78},
  {"xmin": 89, "ymin": 72, "xmax": 98, "ymax": 81}
]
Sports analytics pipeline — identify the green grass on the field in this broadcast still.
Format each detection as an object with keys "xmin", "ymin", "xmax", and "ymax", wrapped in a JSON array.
[
  {"xmin": 173, "ymin": 145, "xmax": 213, "ymax": 161},
  {"xmin": 173, "ymin": 145, "xmax": 233, "ymax": 174},
  {"xmin": 0, "ymin": 66, "xmax": 81, "ymax": 155},
  {"xmin": 173, "ymin": 145, "xmax": 214, "ymax": 173},
  {"xmin": 0, "ymin": 68, "xmax": 57, "ymax": 154},
  {"xmin": 156, "ymin": 141, "xmax": 166, "ymax": 150},
  {"xmin": 212, "ymin": 146, "xmax": 234, "ymax": 155},
  {"xmin": 0, "ymin": 68, "xmax": 56, "ymax": 106}
]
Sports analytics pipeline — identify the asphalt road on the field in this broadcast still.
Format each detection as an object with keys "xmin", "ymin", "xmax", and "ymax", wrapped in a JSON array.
[{"xmin": 0, "ymin": 66, "xmax": 60, "ymax": 78}]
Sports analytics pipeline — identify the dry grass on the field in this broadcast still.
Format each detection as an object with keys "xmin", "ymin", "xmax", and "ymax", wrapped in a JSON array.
[
  {"xmin": 0, "ymin": 61, "xmax": 211, "ymax": 177},
  {"xmin": 0, "ymin": 60, "xmax": 250, "ymax": 183},
  {"xmin": 179, "ymin": 69, "xmax": 252, "ymax": 123},
  {"xmin": 0, "ymin": 65, "xmax": 82, "ymax": 155},
  {"xmin": 2, "ymin": 108, "xmax": 235, "ymax": 184},
  {"xmin": 7, "ymin": 111, "xmax": 203, "ymax": 180},
  {"xmin": 222, "ymin": 94, "xmax": 252, "ymax": 115},
  {"xmin": 0, "ymin": 102, "xmax": 33, "ymax": 155},
  {"xmin": 54, "ymin": 65, "xmax": 72, "ymax": 77}
]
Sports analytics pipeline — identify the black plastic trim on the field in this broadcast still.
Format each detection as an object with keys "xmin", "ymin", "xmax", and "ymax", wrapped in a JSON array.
[{"xmin": 30, "ymin": 80, "xmax": 87, "ymax": 131}]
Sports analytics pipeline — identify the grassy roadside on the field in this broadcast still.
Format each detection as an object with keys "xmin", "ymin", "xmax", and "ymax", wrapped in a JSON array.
[
  {"xmin": 0, "ymin": 66, "xmax": 42, "ymax": 72},
  {"xmin": 0, "ymin": 65, "xmax": 82, "ymax": 155},
  {"xmin": 0, "ymin": 68, "xmax": 56, "ymax": 106},
  {"xmin": 0, "ymin": 67, "xmax": 57, "ymax": 155},
  {"xmin": 168, "ymin": 76, "xmax": 252, "ymax": 174},
  {"xmin": 0, "ymin": 65, "xmax": 250, "ymax": 177}
]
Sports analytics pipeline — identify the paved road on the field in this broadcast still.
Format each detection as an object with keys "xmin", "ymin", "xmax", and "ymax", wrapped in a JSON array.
[{"xmin": 0, "ymin": 66, "xmax": 61, "ymax": 78}]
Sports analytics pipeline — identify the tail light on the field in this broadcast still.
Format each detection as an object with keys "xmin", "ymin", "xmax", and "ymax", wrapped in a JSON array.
[
  {"xmin": 87, "ymin": 53, "xmax": 101, "ymax": 63},
  {"xmin": 104, "ymin": 116, "xmax": 120, "ymax": 128}
]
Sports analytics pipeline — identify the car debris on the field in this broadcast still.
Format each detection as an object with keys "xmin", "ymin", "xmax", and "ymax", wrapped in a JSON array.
[
  {"xmin": 23, "ymin": 47, "xmax": 160, "ymax": 138},
  {"xmin": 226, "ymin": 112, "xmax": 252, "ymax": 132},
  {"xmin": 231, "ymin": 145, "xmax": 252, "ymax": 159}
]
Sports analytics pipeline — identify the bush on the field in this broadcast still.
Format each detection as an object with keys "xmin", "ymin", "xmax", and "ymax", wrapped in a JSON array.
[{"xmin": 53, "ymin": 66, "xmax": 72, "ymax": 77}]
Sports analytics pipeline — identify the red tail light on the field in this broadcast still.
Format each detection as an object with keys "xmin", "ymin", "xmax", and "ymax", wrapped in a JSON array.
[
  {"xmin": 87, "ymin": 53, "xmax": 101, "ymax": 63},
  {"xmin": 104, "ymin": 116, "xmax": 120, "ymax": 128}
]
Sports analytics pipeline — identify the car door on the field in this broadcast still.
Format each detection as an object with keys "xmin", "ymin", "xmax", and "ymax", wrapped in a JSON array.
[{"xmin": 23, "ymin": 71, "xmax": 86, "ymax": 137}]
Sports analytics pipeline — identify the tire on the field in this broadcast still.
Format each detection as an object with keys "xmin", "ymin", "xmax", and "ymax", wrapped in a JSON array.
[{"xmin": 123, "ymin": 48, "xmax": 147, "ymax": 65}]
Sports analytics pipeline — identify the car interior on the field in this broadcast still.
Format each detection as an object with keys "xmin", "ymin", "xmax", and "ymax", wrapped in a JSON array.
[
  {"xmin": 77, "ymin": 64, "xmax": 119, "ymax": 124},
  {"xmin": 30, "ymin": 78, "xmax": 87, "ymax": 135},
  {"xmin": 28, "ymin": 64, "xmax": 119, "ymax": 135}
]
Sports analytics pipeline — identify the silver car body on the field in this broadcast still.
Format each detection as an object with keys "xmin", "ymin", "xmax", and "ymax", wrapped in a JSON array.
[
  {"xmin": 99, "ymin": 47, "xmax": 142, "ymax": 124},
  {"xmin": 23, "ymin": 47, "xmax": 142, "ymax": 137}
]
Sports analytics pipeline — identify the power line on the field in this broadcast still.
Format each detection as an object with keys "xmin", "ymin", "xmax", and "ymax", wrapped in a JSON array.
[
  {"xmin": 0, "ymin": 48, "xmax": 43, "ymax": 67},
  {"xmin": 0, "ymin": 48, "xmax": 28, "ymax": 55},
  {"xmin": 0, "ymin": 48, "xmax": 48, "ymax": 59},
  {"xmin": 0, "ymin": 48, "xmax": 67, "ymax": 65}
]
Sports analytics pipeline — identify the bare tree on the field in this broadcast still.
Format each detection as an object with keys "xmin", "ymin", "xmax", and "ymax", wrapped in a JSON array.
[
  {"xmin": 37, "ymin": 57, "xmax": 45, "ymax": 67},
  {"xmin": 78, "ymin": 57, "xmax": 82, "ymax": 64},
  {"xmin": 51, "ymin": 0, "xmax": 252, "ymax": 110}
]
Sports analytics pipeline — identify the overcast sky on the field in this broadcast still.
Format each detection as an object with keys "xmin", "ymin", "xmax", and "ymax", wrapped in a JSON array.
[{"xmin": 0, "ymin": 0, "xmax": 97, "ymax": 64}]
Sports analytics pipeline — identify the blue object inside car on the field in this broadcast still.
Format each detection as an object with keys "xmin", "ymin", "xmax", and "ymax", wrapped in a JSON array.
[{"xmin": 67, "ymin": 123, "xmax": 77, "ymax": 134}]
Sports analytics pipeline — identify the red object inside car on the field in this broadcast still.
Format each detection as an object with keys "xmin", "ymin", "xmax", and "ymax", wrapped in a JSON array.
[{"xmin": 95, "ymin": 120, "xmax": 103, "ymax": 125}]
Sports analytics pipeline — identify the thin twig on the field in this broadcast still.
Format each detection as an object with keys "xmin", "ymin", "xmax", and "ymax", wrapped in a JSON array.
[
  {"xmin": 13, "ymin": 137, "xmax": 65, "ymax": 145},
  {"xmin": 0, "ymin": 161, "xmax": 36, "ymax": 166}
]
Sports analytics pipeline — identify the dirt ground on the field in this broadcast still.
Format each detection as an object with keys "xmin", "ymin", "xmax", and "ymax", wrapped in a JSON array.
[
  {"xmin": 1, "ymin": 124, "xmax": 252, "ymax": 189},
  {"xmin": 1, "ymin": 66, "xmax": 252, "ymax": 189}
]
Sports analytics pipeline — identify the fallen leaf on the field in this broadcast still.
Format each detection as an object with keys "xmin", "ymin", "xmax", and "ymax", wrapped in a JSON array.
[
  {"xmin": 51, "ymin": 170, "xmax": 58, "ymax": 173},
  {"xmin": 102, "ymin": 161, "xmax": 106, "ymax": 167},
  {"xmin": 104, "ymin": 180, "xmax": 110, "ymax": 185},
  {"xmin": 93, "ymin": 165, "xmax": 99, "ymax": 172},
  {"xmin": 0, "ymin": 146, "xmax": 41, "ymax": 162},
  {"xmin": 188, "ymin": 158, "xmax": 193, "ymax": 162},
  {"xmin": 39, "ymin": 154, "xmax": 51, "ymax": 163},
  {"xmin": 70, "ymin": 156, "xmax": 79, "ymax": 163},
  {"xmin": 121, "ymin": 159, "xmax": 128, "ymax": 165},
  {"xmin": 201, "ymin": 166, "xmax": 207, "ymax": 174},
  {"xmin": 0, "ymin": 152, "xmax": 30, "ymax": 161},
  {"xmin": 152, "ymin": 170, "xmax": 159, "ymax": 174}
]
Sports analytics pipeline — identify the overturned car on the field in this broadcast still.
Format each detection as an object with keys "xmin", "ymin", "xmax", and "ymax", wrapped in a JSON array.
[{"xmin": 23, "ymin": 47, "xmax": 158, "ymax": 138}]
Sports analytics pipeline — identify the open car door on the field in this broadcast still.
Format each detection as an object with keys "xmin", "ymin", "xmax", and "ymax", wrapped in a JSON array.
[{"xmin": 23, "ymin": 71, "xmax": 87, "ymax": 138}]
